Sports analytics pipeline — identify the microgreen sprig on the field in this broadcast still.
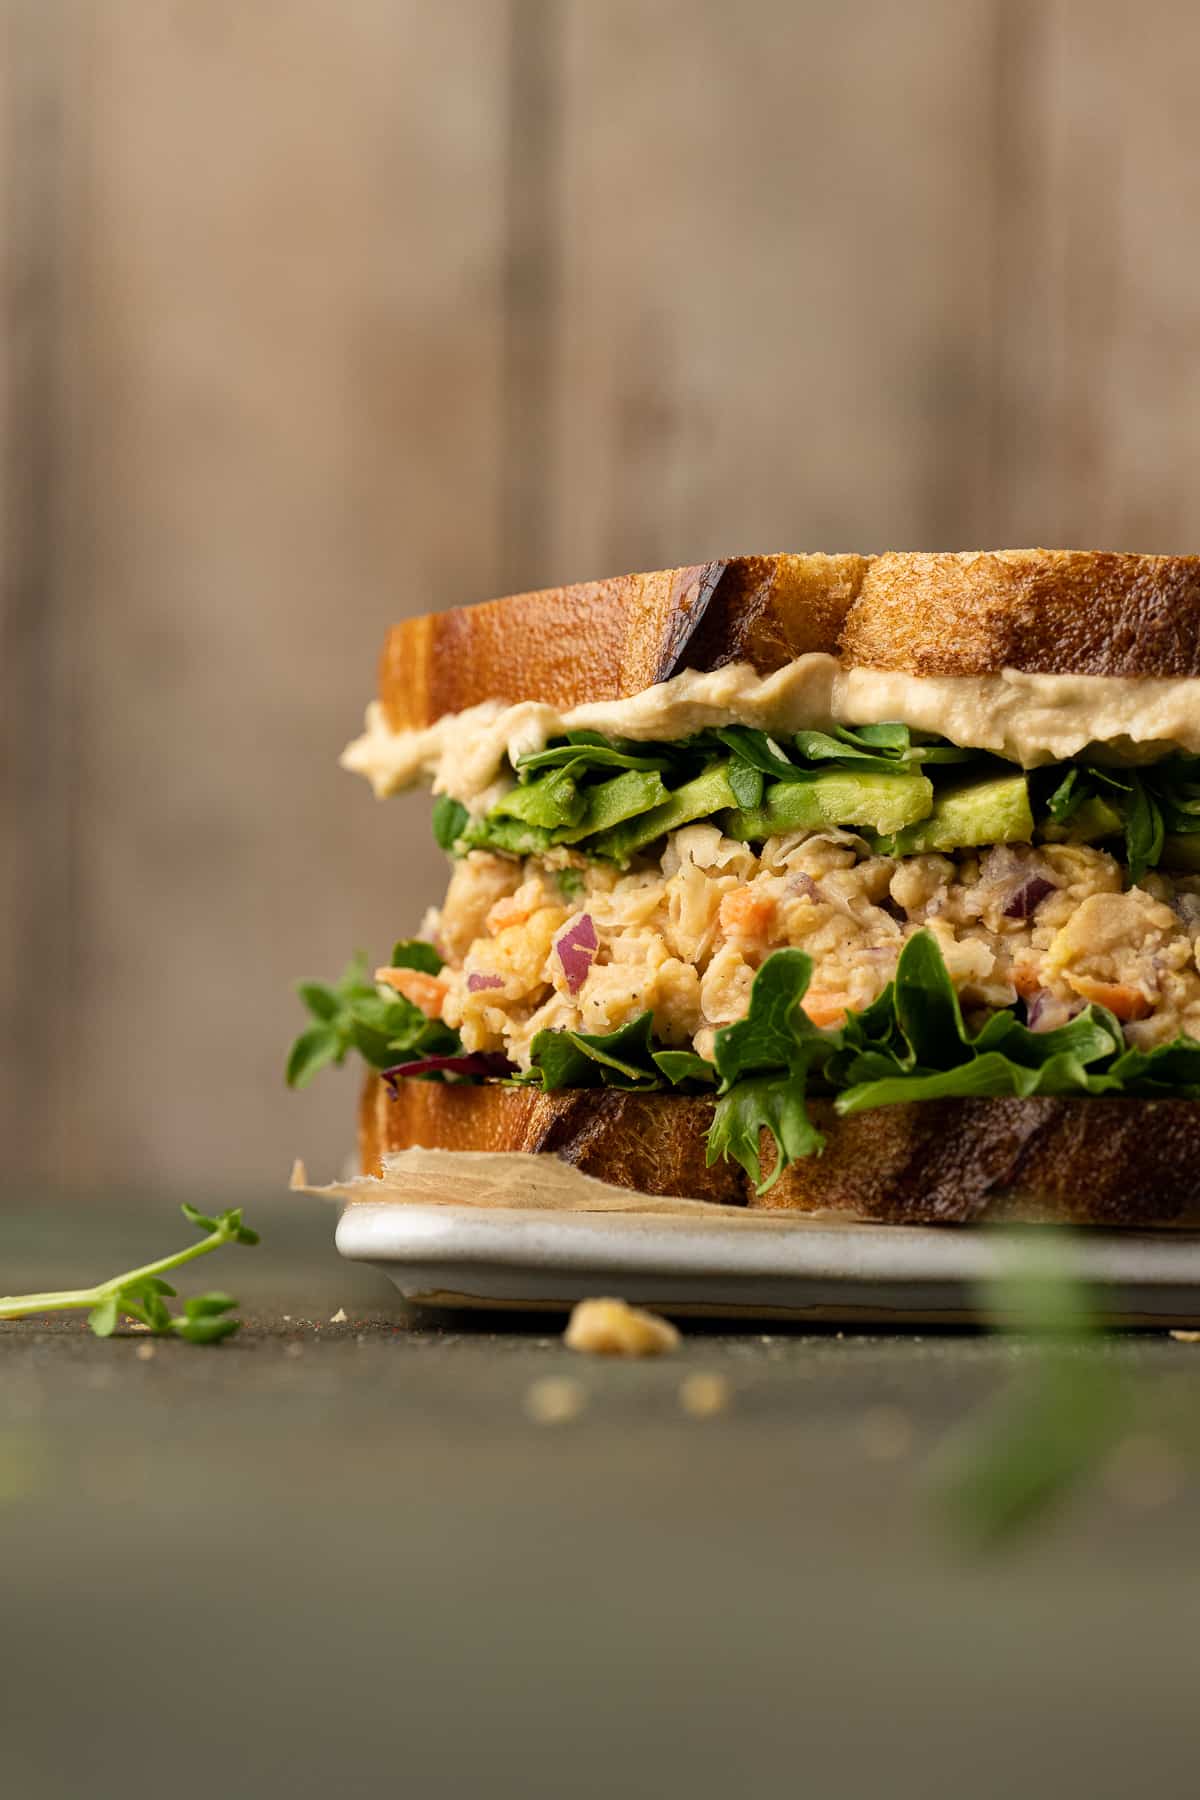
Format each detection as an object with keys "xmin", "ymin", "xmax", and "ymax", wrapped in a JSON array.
[{"xmin": 0, "ymin": 1204, "xmax": 259, "ymax": 1344}]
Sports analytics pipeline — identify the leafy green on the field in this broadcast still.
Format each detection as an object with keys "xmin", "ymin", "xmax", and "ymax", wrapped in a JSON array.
[
  {"xmin": 1122, "ymin": 772, "xmax": 1165, "ymax": 884},
  {"xmin": 1034, "ymin": 763, "xmax": 1166, "ymax": 881},
  {"xmin": 652, "ymin": 1049, "xmax": 718, "ymax": 1085},
  {"xmin": 286, "ymin": 948, "xmax": 458, "ymax": 1087},
  {"xmin": 699, "ymin": 932, "xmax": 1200, "ymax": 1191},
  {"xmin": 709, "ymin": 1072, "xmax": 824, "ymax": 1189},
  {"xmin": 710, "ymin": 950, "xmax": 822, "ymax": 1084},
  {"xmin": 524, "ymin": 1012, "xmax": 663, "ymax": 1090},
  {"xmin": 0, "ymin": 1204, "xmax": 258, "ymax": 1344},
  {"xmin": 515, "ymin": 732, "xmax": 676, "ymax": 777},
  {"xmin": 1153, "ymin": 754, "xmax": 1200, "ymax": 835},
  {"xmin": 714, "ymin": 726, "xmax": 819, "ymax": 784},
  {"xmin": 518, "ymin": 1014, "xmax": 716, "ymax": 1091},
  {"xmin": 443, "ymin": 723, "xmax": 1200, "ymax": 875},
  {"xmin": 791, "ymin": 722, "xmax": 978, "ymax": 769},
  {"xmin": 391, "ymin": 938, "xmax": 444, "ymax": 974},
  {"xmin": 707, "ymin": 950, "xmax": 842, "ymax": 1189},
  {"xmin": 727, "ymin": 758, "xmax": 764, "ymax": 810},
  {"xmin": 432, "ymin": 795, "xmax": 469, "ymax": 852}
]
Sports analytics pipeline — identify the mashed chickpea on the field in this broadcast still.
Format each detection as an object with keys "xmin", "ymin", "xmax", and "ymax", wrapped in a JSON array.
[{"xmin": 432, "ymin": 831, "xmax": 1200, "ymax": 1068}]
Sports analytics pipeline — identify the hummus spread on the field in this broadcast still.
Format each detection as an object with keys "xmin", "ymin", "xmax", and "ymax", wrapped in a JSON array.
[{"xmin": 341, "ymin": 658, "xmax": 1200, "ymax": 807}]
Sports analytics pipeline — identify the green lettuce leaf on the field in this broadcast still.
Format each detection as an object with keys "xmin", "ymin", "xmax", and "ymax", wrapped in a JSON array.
[
  {"xmin": 391, "ymin": 939, "xmax": 444, "ymax": 974},
  {"xmin": 652, "ymin": 1049, "xmax": 718, "ymax": 1085},
  {"xmin": 432, "ymin": 795, "xmax": 469, "ymax": 852},
  {"xmin": 702, "ymin": 931, "xmax": 1195, "ymax": 1192},
  {"xmin": 708, "ymin": 1073, "xmax": 824, "ymax": 1189},
  {"xmin": 515, "ymin": 733, "xmax": 676, "ymax": 777},
  {"xmin": 285, "ymin": 947, "xmax": 458, "ymax": 1086},
  {"xmin": 524, "ymin": 1011, "xmax": 663, "ymax": 1089},
  {"xmin": 706, "ymin": 949, "xmax": 842, "ymax": 1190}
]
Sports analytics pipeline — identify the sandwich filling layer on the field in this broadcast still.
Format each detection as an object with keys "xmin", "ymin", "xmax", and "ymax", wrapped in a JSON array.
[
  {"xmin": 428, "ymin": 834, "xmax": 1200, "ymax": 1071},
  {"xmin": 292, "ymin": 686, "xmax": 1200, "ymax": 1193}
]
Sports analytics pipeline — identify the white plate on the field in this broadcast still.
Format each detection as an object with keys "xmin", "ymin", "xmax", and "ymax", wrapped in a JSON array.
[{"xmin": 335, "ymin": 1203, "xmax": 1200, "ymax": 1326}]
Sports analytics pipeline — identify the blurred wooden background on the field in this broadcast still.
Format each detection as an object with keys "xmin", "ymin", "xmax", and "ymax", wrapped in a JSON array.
[{"xmin": 2, "ymin": 0, "xmax": 1199, "ymax": 1194}]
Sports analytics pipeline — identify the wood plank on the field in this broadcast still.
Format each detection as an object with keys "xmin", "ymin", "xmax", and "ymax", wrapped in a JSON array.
[
  {"xmin": 1038, "ymin": 0, "xmax": 1200, "ymax": 550},
  {"xmin": 0, "ymin": 0, "xmax": 75, "ymax": 1172},
  {"xmin": 57, "ymin": 2, "xmax": 510, "ymax": 1185},
  {"xmin": 552, "ymin": 0, "xmax": 1002, "ymax": 580}
]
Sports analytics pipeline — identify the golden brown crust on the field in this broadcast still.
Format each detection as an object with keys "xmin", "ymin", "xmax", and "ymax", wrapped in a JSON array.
[
  {"xmin": 379, "ymin": 550, "xmax": 1200, "ymax": 727},
  {"xmin": 845, "ymin": 550, "xmax": 1200, "ymax": 678},
  {"xmin": 361, "ymin": 1073, "xmax": 1200, "ymax": 1227}
]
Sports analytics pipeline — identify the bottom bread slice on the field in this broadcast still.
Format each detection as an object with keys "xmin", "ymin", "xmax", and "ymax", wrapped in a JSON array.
[{"xmin": 360, "ymin": 1075, "xmax": 1200, "ymax": 1227}]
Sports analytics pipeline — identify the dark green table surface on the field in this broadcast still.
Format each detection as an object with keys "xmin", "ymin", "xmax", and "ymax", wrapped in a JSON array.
[{"xmin": 3, "ymin": 1188, "xmax": 1199, "ymax": 1799}]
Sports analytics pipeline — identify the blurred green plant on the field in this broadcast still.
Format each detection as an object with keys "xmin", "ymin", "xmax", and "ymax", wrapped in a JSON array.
[
  {"xmin": 930, "ymin": 1236, "xmax": 1127, "ymax": 1545},
  {"xmin": 0, "ymin": 1204, "xmax": 259, "ymax": 1345}
]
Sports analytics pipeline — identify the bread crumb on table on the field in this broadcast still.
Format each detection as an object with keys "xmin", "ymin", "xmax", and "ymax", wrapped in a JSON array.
[
  {"xmin": 1169, "ymin": 1329, "xmax": 1200, "ymax": 1342},
  {"xmin": 524, "ymin": 1376, "xmax": 587, "ymax": 1425},
  {"xmin": 329, "ymin": 1307, "xmax": 348, "ymax": 1324},
  {"xmin": 679, "ymin": 1372, "xmax": 731, "ymax": 1417},
  {"xmin": 563, "ymin": 1297, "xmax": 680, "ymax": 1358}
]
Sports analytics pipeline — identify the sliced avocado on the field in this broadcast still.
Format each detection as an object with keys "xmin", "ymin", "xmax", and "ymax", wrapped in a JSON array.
[
  {"xmin": 1039, "ymin": 794, "xmax": 1124, "ymax": 845},
  {"xmin": 491, "ymin": 766, "xmax": 586, "ymax": 832},
  {"xmin": 725, "ymin": 770, "xmax": 934, "ymax": 841},
  {"xmin": 557, "ymin": 768, "xmax": 670, "ymax": 842},
  {"xmin": 884, "ymin": 772, "xmax": 1033, "ymax": 855},
  {"xmin": 459, "ymin": 814, "xmax": 554, "ymax": 858},
  {"xmin": 1162, "ymin": 833, "xmax": 1200, "ymax": 872},
  {"xmin": 589, "ymin": 762, "xmax": 738, "ymax": 863}
]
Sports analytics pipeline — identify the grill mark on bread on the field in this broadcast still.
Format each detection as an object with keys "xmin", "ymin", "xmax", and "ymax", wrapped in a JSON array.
[
  {"xmin": 647, "ymin": 560, "xmax": 729, "ymax": 685},
  {"xmin": 362, "ymin": 1075, "xmax": 1200, "ymax": 1226}
]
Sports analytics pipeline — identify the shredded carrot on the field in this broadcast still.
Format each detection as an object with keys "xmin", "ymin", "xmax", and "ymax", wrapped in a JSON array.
[
  {"xmin": 486, "ymin": 897, "xmax": 532, "ymax": 934},
  {"xmin": 1012, "ymin": 964, "xmax": 1042, "ymax": 1000},
  {"xmin": 801, "ymin": 992, "xmax": 849, "ymax": 1030},
  {"xmin": 374, "ymin": 967, "xmax": 448, "ymax": 1018},
  {"xmin": 1064, "ymin": 974, "xmax": 1152, "ymax": 1021},
  {"xmin": 719, "ymin": 887, "xmax": 776, "ymax": 937}
]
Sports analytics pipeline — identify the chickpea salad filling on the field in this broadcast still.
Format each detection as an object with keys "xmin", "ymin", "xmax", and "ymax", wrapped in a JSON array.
[{"xmin": 289, "ymin": 722, "xmax": 1200, "ymax": 1191}]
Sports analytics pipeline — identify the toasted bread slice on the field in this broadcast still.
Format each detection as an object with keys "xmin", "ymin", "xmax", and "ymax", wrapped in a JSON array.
[
  {"xmin": 361, "ymin": 1074, "xmax": 1200, "ymax": 1228},
  {"xmin": 380, "ymin": 550, "xmax": 1200, "ymax": 727}
]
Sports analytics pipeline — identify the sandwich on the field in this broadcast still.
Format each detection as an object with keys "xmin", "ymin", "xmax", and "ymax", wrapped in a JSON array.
[{"xmin": 289, "ymin": 550, "xmax": 1200, "ymax": 1225}]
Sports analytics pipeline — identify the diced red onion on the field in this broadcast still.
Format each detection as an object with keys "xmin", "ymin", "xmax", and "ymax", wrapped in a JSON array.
[
  {"xmin": 1024, "ymin": 989, "xmax": 1081, "ymax": 1033},
  {"xmin": 467, "ymin": 971, "xmax": 504, "ymax": 992},
  {"xmin": 555, "ymin": 913, "xmax": 598, "ymax": 993},
  {"xmin": 1003, "ymin": 876, "xmax": 1055, "ymax": 920},
  {"xmin": 383, "ymin": 1051, "xmax": 512, "ymax": 1092},
  {"xmin": 787, "ymin": 872, "xmax": 824, "ymax": 902},
  {"xmin": 980, "ymin": 844, "xmax": 1024, "ymax": 885}
]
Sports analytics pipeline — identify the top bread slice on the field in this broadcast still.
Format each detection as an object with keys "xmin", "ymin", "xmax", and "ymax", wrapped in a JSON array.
[{"xmin": 378, "ymin": 550, "xmax": 1200, "ymax": 729}]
